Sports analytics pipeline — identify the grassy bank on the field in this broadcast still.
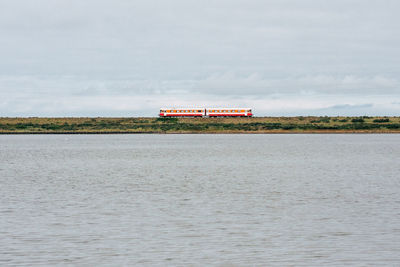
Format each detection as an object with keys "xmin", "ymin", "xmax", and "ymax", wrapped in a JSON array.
[{"xmin": 0, "ymin": 116, "xmax": 399, "ymax": 134}]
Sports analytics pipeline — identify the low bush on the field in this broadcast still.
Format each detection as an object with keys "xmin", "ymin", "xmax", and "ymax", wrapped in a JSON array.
[
  {"xmin": 373, "ymin": 118, "xmax": 390, "ymax": 123},
  {"xmin": 351, "ymin": 118, "xmax": 365, "ymax": 123}
]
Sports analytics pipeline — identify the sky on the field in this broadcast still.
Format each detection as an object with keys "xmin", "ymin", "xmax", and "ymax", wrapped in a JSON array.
[{"xmin": 0, "ymin": 0, "xmax": 399, "ymax": 117}]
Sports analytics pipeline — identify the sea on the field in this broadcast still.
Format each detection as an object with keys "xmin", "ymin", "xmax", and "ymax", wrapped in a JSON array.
[{"xmin": 1, "ymin": 134, "xmax": 399, "ymax": 266}]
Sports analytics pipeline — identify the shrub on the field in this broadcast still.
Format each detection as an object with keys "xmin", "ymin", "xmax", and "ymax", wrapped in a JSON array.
[
  {"xmin": 373, "ymin": 118, "xmax": 390, "ymax": 123},
  {"xmin": 311, "ymin": 117, "xmax": 330, "ymax": 123},
  {"xmin": 351, "ymin": 118, "xmax": 364, "ymax": 123}
]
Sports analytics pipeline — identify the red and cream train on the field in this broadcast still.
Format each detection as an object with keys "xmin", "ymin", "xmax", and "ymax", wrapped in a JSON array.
[{"xmin": 159, "ymin": 108, "xmax": 253, "ymax": 117}]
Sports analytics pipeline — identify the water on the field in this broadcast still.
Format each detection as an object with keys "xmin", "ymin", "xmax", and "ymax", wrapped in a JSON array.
[{"xmin": 1, "ymin": 134, "xmax": 399, "ymax": 266}]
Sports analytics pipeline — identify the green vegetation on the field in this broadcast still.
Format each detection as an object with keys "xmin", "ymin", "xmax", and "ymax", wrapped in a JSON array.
[
  {"xmin": 0, "ymin": 116, "xmax": 399, "ymax": 133},
  {"xmin": 373, "ymin": 118, "xmax": 390, "ymax": 123},
  {"xmin": 351, "ymin": 118, "xmax": 365, "ymax": 123}
]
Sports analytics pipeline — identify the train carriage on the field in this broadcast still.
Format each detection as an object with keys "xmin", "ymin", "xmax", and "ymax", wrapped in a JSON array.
[
  {"xmin": 206, "ymin": 108, "xmax": 252, "ymax": 117},
  {"xmin": 159, "ymin": 108, "xmax": 206, "ymax": 117}
]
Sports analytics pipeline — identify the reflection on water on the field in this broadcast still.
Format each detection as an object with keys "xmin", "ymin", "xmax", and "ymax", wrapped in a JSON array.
[{"xmin": 1, "ymin": 134, "xmax": 400, "ymax": 266}]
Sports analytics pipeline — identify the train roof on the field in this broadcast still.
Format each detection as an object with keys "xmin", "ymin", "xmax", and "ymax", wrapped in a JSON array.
[
  {"xmin": 160, "ymin": 107, "xmax": 251, "ymax": 109},
  {"xmin": 159, "ymin": 107, "xmax": 206, "ymax": 109},
  {"xmin": 206, "ymin": 108, "xmax": 252, "ymax": 109}
]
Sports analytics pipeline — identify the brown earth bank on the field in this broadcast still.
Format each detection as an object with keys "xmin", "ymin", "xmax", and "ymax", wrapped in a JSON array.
[{"xmin": 0, "ymin": 116, "xmax": 399, "ymax": 134}]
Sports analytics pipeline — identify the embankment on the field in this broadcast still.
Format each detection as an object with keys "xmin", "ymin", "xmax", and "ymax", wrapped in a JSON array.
[{"xmin": 1, "ymin": 116, "xmax": 399, "ymax": 134}]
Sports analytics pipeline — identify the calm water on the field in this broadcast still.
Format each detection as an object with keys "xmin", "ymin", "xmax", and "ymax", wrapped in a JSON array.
[{"xmin": 1, "ymin": 134, "xmax": 399, "ymax": 266}]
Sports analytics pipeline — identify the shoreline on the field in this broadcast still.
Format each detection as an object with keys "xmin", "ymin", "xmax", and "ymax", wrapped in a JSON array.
[
  {"xmin": 1, "ymin": 131, "xmax": 399, "ymax": 134},
  {"xmin": 1, "ymin": 116, "xmax": 399, "ymax": 134}
]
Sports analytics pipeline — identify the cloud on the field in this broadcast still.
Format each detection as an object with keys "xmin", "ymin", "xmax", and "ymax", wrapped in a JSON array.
[
  {"xmin": 330, "ymin": 104, "xmax": 373, "ymax": 109},
  {"xmin": 0, "ymin": 0, "xmax": 399, "ymax": 116},
  {"xmin": 1, "ymin": 74, "xmax": 398, "ymax": 97}
]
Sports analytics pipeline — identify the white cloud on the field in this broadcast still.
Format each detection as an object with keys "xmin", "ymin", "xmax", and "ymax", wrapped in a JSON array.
[{"xmin": 0, "ymin": 0, "xmax": 399, "ymax": 116}]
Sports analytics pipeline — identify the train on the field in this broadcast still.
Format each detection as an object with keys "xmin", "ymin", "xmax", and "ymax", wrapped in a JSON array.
[{"xmin": 159, "ymin": 108, "xmax": 253, "ymax": 117}]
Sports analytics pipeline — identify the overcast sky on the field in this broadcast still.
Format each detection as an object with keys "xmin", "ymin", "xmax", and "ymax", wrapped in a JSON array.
[{"xmin": 1, "ymin": 0, "xmax": 399, "ymax": 116}]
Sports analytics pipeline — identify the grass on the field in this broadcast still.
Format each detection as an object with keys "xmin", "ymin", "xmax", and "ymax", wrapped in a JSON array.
[{"xmin": 0, "ymin": 116, "xmax": 399, "ymax": 134}]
